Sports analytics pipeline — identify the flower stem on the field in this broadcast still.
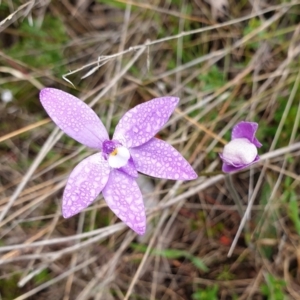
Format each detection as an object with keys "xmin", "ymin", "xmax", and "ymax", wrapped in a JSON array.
[{"xmin": 225, "ymin": 175, "xmax": 244, "ymax": 218}]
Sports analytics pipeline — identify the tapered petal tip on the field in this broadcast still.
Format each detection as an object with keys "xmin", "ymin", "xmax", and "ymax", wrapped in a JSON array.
[
  {"xmin": 113, "ymin": 96, "xmax": 180, "ymax": 148},
  {"xmin": 62, "ymin": 153, "xmax": 110, "ymax": 218},
  {"xmin": 39, "ymin": 88, "xmax": 68, "ymax": 107},
  {"xmin": 130, "ymin": 138, "xmax": 198, "ymax": 181},
  {"xmin": 175, "ymin": 166, "xmax": 198, "ymax": 181},
  {"xmin": 185, "ymin": 169, "xmax": 198, "ymax": 180},
  {"xmin": 39, "ymin": 87, "xmax": 109, "ymax": 149},
  {"xmin": 134, "ymin": 225, "xmax": 146, "ymax": 235},
  {"xmin": 40, "ymin": 87, "xmax": 55, "ymax": 102},
  {"xmin": 62, "ymin": 196, "xmax": 85, "ymax": 219},
  {"xmin": 102, "ymin": 170, "xmax": 147, "ymax": 235},
  {"xmin": 62, "ymin": 208, "xmax": 77, "ymax": 219},
  {"xmin": 167, "ymin": 96, "xmax": 180, "ymax": 105}
]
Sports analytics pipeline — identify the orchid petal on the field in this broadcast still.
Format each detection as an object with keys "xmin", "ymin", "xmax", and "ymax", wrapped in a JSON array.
[
  {"xmin": 40, "ymin": 88, "xmax": 108, "ymax": 149},
  {"xmin": 62, "ymin": 153, "xmax": 110, "ymax": 218},
  {"xmin": 222, "ymin": 155, "xmax": 260, "ymax": 173},
  {"xmin": 130, "ymin": 138, "xmax": 197, "ymax": 180},
  {"xmin": 102, "ymin": 170, "xmax": 146, "ymax": 235},
  {"xmin": 231, "ymin": 121, "xmax": 262, "ymax": 147},
  {"xmin": 119, "ymin": 157, "xmax": 138, "ymax": 178},
  {"xmin": 113, "ymin": 96, "xmax": 179, "ymax": 148}
]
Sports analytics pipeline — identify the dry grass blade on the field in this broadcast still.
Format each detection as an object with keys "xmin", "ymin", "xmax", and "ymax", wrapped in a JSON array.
[{"xmin": 0, "ymin": 119, "xmax": 50, "ymax": 143}]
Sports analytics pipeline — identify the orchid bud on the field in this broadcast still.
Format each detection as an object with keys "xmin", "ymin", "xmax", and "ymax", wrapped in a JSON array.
[{"xmin": 220, "ymin": 122, "xmax": 262, "ymax": 173}]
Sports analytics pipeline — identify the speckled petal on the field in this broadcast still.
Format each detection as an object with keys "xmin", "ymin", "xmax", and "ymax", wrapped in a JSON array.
[
  {"xmin": 231, "ymin": 121, "xmax": 262, "ymax": 147},
  {"xmin": 40, "ymin": 88, "xmax": 108, "ymax": 149},
  {"xmin": 130, "ymin": 138, "xmax": 197, "ymax": 180},
  {"xmin": 102, "ymin": 169, "xmax": 146, "ymax": 235},
  {"xmin": 119, "ymin": 158, "xmax": 138, "ymax": 178},
  {"xmin": 62, "ymin": 153, "xmax": 110, "ymax": 218},
  {"xmin": 113, "ymin": 97, "xmax": 179, "ymax": 148},
  {"xmin": 222, "ymin": 155, "xmax": 260, "ymax": 173}
]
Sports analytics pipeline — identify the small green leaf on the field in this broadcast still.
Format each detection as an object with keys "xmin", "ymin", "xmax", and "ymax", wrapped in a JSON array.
[
  {"xmin": 288, "ymin": 194, "xmax": 300, "ymax": 234},
  {"xmin": 131, "ymin": 244, "xmax": 208, "ymax": 272},
  {"xmin": 188, "ymin": 256, "xmax": 209, "ymax": 272}
]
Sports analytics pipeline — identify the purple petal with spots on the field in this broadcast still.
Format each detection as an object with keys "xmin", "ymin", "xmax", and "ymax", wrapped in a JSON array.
[
  {"xmin": 119, "ymin": 157, "xmax": 138, "ymax": 178},
  {"xmin": 113, "ymin": 96, "xmax": 179, "ymax": 148},
  {"xmin": 130, "ymin": 138, "xmax": 198, "ymax": 180},
  {"xmin": 40, "ymin": 88, "xmax": 108, "ymax": 149},
  {"xmin": 102, "ymin": 169, "xmax": 146, "ymax": 235},
  {"xmin": 231, "ymin": 121, "xmax": 262, "ymax": 147},
  {"xmin": 222, "ymin": 155, "xmax": 260, "ymax": 173},
  {"xmin": 62, "ymin": 153, "xmax": 110, "ymax": 218}
]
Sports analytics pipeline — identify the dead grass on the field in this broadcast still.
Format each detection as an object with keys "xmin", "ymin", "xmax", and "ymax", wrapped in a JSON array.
[{"xmin": 1, "ymin": 0, "xmax": 300, "ymax": 299}]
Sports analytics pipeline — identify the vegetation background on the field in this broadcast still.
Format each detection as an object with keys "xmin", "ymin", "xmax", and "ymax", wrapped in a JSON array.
[{"xmin": 1, "ymin": 0, "xmax": 300, "ymax": 299}]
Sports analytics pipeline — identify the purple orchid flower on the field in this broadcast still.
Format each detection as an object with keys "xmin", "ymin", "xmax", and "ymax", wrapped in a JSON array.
[
  {"xmin": 220, "ymin": 121, "xmax": 262, "ymax": 173},
  {"xmin": 39, "ymin": 88, "xmax": 197, "ymax": 235}
]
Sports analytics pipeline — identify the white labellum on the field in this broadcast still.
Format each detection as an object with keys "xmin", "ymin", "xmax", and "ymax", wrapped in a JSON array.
[
  {"xmin": 222, "ymin": 138, "xmax": 257, "ymax": 166},
  {"xmin": 108, "ymin": 146, "xmax": 130, "ymax": 168}
]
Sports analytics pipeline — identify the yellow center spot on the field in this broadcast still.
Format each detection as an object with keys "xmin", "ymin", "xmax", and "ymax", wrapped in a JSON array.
[{"xmin": 111, "ymin": 149, "xmax": 118, "ymax": 156}]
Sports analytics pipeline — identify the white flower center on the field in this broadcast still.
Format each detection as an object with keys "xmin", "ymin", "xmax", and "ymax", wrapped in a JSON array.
[
  {"xmin": 108, "ymin": 146, "xmax": 130, "ymax": 168},
  {"xmin": 223, "ymin": 138, "xmax": 257, "ymax": 166}
]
